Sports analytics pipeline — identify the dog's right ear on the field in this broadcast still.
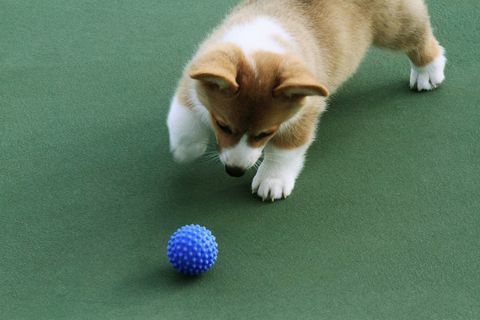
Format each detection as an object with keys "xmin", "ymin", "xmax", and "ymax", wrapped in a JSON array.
[
  {"xmin": 189, "ymin": 45, "xmax": 240, "ymax": 95},
  {"xmin": 273, "ymin": 56, "xmax": 329, "ymax": 99}
]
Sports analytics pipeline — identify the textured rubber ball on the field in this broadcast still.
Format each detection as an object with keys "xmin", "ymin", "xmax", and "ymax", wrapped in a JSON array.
[{"xmin": 167, "ymin": 224, "xmax": 218, "ymax": 276}]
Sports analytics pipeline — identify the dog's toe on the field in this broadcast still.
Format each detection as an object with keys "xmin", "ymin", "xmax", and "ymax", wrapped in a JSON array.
[{"xmin": 252, "ymin": 176, "xmax": 295, "ymax": 202}]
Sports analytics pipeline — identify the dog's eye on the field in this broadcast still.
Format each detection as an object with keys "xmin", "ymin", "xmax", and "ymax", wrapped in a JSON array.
[
  {"xmin": 216, "ymin": 121, "xmax": 233, "ymax": 135},
  {"xmin": 253, "ymin": 131, "xmax": 273, "ymax": 141}
]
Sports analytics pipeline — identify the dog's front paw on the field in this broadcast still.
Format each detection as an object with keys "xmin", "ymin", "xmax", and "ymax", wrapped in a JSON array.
[
  {"xmin": 410, "ymin": 47, "xmax": 447, "ymax": 91},
  {"xmin": 171, "ymin": 141, "xmax": 207, "ymax": 163},
  {"xmin": 252, "ymin": 170, "xmax": 295, "ymax": 202},
  {"xmin": 167, "ymin": 96, "xmax": 210, "ymax": 163}
]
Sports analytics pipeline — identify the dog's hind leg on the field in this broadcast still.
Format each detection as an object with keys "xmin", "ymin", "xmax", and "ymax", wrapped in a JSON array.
[{"xmin": 371, "ymin": 0, "xmax": 446, "ymax": 91}]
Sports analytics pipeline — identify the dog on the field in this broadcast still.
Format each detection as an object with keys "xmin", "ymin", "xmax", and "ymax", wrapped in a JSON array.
[{"xmin": 167, "ymin": 0, "xmax": 446, "ymax": 201}]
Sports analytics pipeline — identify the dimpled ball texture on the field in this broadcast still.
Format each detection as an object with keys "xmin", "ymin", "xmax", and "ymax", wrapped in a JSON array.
[{"xmin": 167, "ymin": 225, "xmax": 218, "ymax": 276}]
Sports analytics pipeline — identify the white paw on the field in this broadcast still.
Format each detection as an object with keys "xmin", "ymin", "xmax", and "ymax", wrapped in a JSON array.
[
  {"xmin": 171, "ymin": 141, "xmax": 207, "ymax": 163},
  {"xmin": 410, "ymin": 47, "xmax": 447, "ymax": 91},
  {"xmin": 167, "ymin": 96, "xmax": 210, "ymax": 163},
  {"xmin": 252, "ymin": 170, "xmax": 296, "ymax": 201}
]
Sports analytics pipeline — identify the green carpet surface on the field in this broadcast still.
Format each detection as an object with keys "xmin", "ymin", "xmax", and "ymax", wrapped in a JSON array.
[{"xmin": 1, "ymin": 0, "xmax": 479, "ymax": 319}]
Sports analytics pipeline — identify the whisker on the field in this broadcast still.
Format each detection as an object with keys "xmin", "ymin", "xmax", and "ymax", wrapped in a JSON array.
[{"xmin": 253, "ymin": 158, "xmax": 263, "ymax": 169}]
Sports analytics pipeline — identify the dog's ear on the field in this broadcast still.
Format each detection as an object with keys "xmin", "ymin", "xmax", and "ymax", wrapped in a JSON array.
[
  {"xmin": 189, "ymin": 45, "xmax": 240, "ymax": 95},
  {"xmin": 273, "ymin": 59, "xmax": 329, "ymax": 98}
]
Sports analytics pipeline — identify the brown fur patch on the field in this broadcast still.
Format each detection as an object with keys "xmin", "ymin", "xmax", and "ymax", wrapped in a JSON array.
[
  {"xmin": 192, "ymin": 48, "xmax": 326, "ymax": 151},
  {"xmin": 271, "ymin": 99, "xmax": 324, "ymax": 149},
  {"xmin": 190, "ymin": 44, "xmax": 243, "ymax": 94}
]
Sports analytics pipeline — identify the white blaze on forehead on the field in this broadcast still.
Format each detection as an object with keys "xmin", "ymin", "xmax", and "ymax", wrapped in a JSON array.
[
  {"xmin": 222, "ymin": 17, "xmax": 293, "ymax": 64},
  {"xmin": 220, "ymin": 135, "xmax": 263, "ymax": 169}
]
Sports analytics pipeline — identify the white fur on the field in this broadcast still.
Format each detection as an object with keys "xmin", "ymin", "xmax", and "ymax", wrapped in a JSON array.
[
  {"xmin": 167, "ymin": 96, "xmax": 210, "ymax": 163},
  {"xmin": 220, "ymin": 135, "xmax": 262, "ymax": 170},
  {"xmin": 252, "ymin": 144, "xmax": 309, "ymax": 201},
  {"xmin": 222, "ymin": 17, "xmax": 293, "ymax": 67},
  {"xmin": 409, "ymin": 47, "xmax": 447, "ymax": 91}
]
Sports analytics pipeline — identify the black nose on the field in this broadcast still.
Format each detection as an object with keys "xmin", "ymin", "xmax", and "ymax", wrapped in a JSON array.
[{"xmin": 225, "ymin": 166, "xmax": 245, "ymax": 177}]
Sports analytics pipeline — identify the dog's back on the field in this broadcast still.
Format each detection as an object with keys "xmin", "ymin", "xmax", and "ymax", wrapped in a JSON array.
[{"xmin": 217, "ymin": 0, "xmax": 434, "ymax": 91}]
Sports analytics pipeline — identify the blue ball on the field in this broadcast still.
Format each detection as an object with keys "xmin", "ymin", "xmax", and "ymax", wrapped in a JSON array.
[{"xmin": 167, "ymin": 224, "xmax": 218, "ymax": 276}]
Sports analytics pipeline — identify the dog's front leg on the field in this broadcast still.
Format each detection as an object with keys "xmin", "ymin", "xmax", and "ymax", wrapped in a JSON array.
[
  {"xmin": 252, "ymin": 144, "xmax": 309, "ymax": 201},
  {"xmin": 167, "ymin": 95, "xmax": 210, "ymax": 163}
]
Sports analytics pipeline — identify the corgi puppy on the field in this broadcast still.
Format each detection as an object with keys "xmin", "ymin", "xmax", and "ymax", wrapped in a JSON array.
[{"xmin": 167, "ymin": 0, "xmax": 446, "ymax": 201}]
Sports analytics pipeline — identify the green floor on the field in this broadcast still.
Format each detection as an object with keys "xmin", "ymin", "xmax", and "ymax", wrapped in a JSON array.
[{"xmin": 1, "ymin": 1, "xmax": 480, "ymax": 319}]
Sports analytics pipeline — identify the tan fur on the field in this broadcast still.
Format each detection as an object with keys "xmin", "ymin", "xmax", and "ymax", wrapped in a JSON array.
[
  {"xmin": 191, "ymin": 47, "xmax": 326, "ymax": 150},
  {"xmin": 175, "ymin": 0, "xmax": 443, "ymax": 150},
  {"xmin": 271, "ymin": 101, "xmax": 323, "ymax": 149},
  {"xmin": 408, "ymin": 37, "xmax": 442, "ymax": 67},
  {"xmin": 177, "ymin": 79, "xmax": 194, "ymax": 110}
]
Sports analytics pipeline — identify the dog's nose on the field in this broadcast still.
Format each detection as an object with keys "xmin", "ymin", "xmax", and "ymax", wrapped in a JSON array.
[{"xmin": 225, "ymin": 166, "xmax": 245, "ymax": 177}]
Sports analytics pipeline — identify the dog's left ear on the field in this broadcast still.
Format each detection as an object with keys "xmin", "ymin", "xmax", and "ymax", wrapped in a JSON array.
[
  {"xmin": 273, "ymin": 59, "xmax": 329, "ymax": 98},
  {"xmin": 189, "ymin": 45, "xmax": 240, "ymax": 95}
]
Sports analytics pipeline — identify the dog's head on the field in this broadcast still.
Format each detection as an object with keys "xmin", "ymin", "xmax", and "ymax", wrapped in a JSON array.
[{"xmin": 190, "ymin": 44, "xmax": 328, "ymax": 177}]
